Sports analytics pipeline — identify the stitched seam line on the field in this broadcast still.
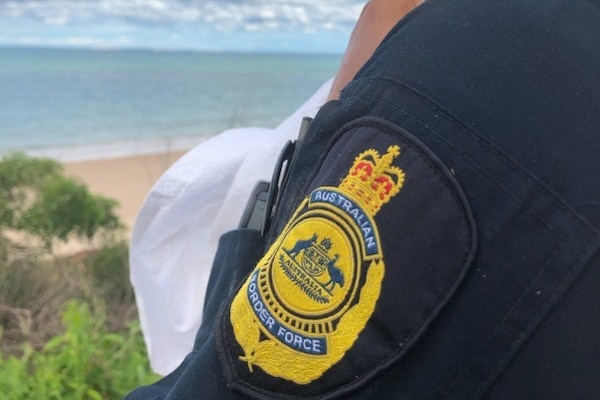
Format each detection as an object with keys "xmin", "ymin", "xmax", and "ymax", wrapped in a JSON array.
[
  {"xmin": 344, "ymin": 77, "xmax": 599, "ymax": 398},
  {"xmin": 465, "ymin": 237, "xmax": 598, "ymax": 400},
  {"xmin": 344, "ymin": 76, "xmax": 598, "ymax": 235},
  {"xmin": 444, "ymin": 240, "xmax": 563, "ymax": 397}
]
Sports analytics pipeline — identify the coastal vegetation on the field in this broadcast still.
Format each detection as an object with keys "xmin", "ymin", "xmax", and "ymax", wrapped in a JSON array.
[{"xmin": 0, "ymin": 153, "xmax": 157, "ymax": 399}]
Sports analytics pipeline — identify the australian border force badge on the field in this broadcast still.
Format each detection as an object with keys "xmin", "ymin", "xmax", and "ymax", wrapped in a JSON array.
[
  {"xmin": 219, "ymin": 119, "xmax": 477, "ymax": 399},
  {"xmin": 228, "ymin": 145, "xmax": 404, "ymax": 385}
]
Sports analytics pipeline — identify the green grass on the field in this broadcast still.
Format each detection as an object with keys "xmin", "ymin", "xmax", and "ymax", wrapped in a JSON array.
[
  {"xmin": 0, "ymin": 301, "xmax": 158, "ymax": 400},
  {"xmin": 0, "ymin": 153, "xmax": 160, "ymax": 399}
]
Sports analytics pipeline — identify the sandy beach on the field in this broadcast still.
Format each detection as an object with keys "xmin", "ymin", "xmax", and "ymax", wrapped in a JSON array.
[{"xmin": 63, "ymin": 149, "xmax": 188, "ymax": 236}]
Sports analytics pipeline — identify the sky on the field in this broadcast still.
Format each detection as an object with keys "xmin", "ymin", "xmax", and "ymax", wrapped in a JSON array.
[{"xmin": 0, "ymin": 0, "xmax": 366, "ymax": 53}]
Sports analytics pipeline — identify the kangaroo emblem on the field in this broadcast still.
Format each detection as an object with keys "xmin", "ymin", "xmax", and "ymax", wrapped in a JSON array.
[{"xmin": 286, "ymin": 233, "xmax": 318, "ymax": 257}]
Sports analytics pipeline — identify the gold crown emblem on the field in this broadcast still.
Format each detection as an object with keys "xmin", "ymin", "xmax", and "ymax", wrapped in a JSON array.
[{"xmin": 340, "ymin": 145, "xmax": 405, "ymax": 215}]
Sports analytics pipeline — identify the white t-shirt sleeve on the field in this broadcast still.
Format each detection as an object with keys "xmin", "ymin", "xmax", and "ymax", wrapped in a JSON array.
[{"xmin": 129, "ymin": 79, "xmax": 333, "ymax": 375}]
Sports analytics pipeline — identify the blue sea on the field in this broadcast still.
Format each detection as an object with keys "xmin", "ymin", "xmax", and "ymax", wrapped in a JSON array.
[{"xmin": 0, "ymin": 47, "xmax": 340, "ymax": 161}]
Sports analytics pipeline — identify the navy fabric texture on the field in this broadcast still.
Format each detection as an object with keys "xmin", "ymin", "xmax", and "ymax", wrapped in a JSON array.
[
  {"xmin": 126, "ymin": 0, "xmax": 600, "ymax": 398},
  {"xmin": 195, "ymin": 229, "xmax": 265, "ymax": 348}
]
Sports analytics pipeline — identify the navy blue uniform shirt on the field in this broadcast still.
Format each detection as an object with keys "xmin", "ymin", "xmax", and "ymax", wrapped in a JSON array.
[{"xmin": 127, "ymin": 0, "xmax": 600, "ymax": 398}]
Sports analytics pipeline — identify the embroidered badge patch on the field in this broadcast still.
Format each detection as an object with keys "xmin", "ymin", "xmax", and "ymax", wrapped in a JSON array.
[
  {"xmin": 218, "ymin": 118, "xmax": 476, "ymax": 400},
  {"xmin": 229, "ymin": 145, "xmax": 404, "ymax": 384}
]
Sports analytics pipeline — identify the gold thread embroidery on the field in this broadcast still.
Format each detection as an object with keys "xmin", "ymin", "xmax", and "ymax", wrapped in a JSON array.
[{"xmin": 230, "ymin": 145, "xmax": 404, "ymax": 384}]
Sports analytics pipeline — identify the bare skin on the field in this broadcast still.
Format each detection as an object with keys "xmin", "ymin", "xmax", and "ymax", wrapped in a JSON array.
[{"xmin": 327, "ymin": 0, "xmax": 425, "ymax": 101}]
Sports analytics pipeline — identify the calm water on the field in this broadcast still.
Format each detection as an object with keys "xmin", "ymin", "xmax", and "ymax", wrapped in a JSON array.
[{"xmin": 0, "ymin": 47, "xmax": 340, "ymax": 158}]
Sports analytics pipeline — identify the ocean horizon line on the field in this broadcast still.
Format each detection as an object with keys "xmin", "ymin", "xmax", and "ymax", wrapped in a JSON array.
[
  {"xmin": 0, "ymin": 44, "xmax": 344, "ymax": 57},
  {"xmin": 1, "ymin": 48, "xmax": 339, "ymax": 162}
]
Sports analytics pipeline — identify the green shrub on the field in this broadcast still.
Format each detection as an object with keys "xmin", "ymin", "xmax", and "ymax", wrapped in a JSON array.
[
  {"xmin": 0, "ymin": 300, "xmax": 158, "ymax": 400},
  {"xmin": 0, "ymin": 153, "xmax": 154, "ymax": 398},
  {"xmin": 0, "ymin": 153, "xmax": 130, "ymax": 352},
  {"xmin": 0, "ymin": 152, "xmax": 121, "ymax": 251},
  {"xmin": 89, "ymin": 240, "xmax": 132, "ymax": 304}
]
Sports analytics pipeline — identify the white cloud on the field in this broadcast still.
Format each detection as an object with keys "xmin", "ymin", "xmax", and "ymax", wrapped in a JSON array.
[
  {"xmin": 0, "ymin": 0, "xmax": 364, "ymax": 32},
  {"xmin": 0, "ymin": 33, "xmax": 132, "ymax": 48},
  {"xmin": 64, "ymin": 35, "xmax": 127, "ymax": 46},
  {"xmin": 0, "ymin": 0, "xmax": 364, "ymax": 52}
]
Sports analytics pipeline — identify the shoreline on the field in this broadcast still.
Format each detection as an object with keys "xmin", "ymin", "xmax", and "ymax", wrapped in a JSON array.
[
  {"xmin": 3, "ymin": 136, "xmax": 208, "ymax": 255},
  {"xmin": 19, "ymin": 134, "xmax": 211, "ymax": 163}
]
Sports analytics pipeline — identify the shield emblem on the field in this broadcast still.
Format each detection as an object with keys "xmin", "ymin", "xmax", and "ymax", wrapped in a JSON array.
[{"xmin": 302, "ymin": 244, "xmax": 327, "ymax": 277}]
